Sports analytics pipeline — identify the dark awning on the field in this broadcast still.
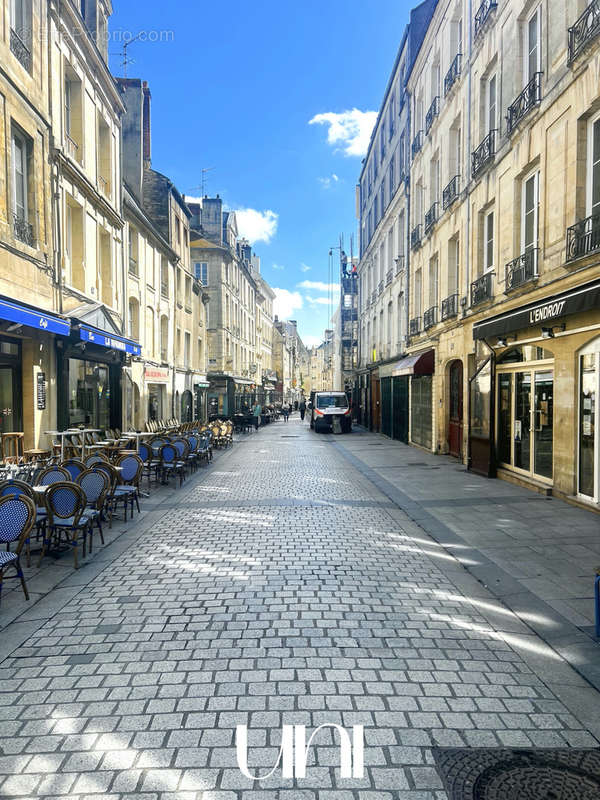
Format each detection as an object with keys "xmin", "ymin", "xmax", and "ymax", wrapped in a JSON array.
[
  {"xmin": 0, "ymin": 296, "xmax": 70, "ymax": 336},
  {"xmin": 473, "ymin": 280, "xmax": 600, "ymax": 340},
  {"xmin": 78, "ymin": 324, "xmax": 141, "ymax": 356},
  {"xmin": 390, "ymin": 350, "xmax": 434, "ymax": 377}
]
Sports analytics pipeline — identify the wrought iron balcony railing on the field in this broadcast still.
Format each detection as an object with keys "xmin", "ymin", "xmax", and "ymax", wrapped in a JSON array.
[
  {"xmin": 13, "ymin": 213, "xmax": 35, "ymax": 248},
  {"xmin": 568, "ymin": 1, "xmax": 600, "ymax": 64},
  {"xmin": 474, "ymin": 0, "xmax": 498, "ymax": 40},
  {"xmin": 66, "ymin": 135, "xmax": 79, "ymax": 160},
  {"xmin": 378, "ymin": 281, "xmax": 384, "ymax": 296},
  {"xmin": 10, "ymin": 28, "xmax": 31, "ymax": 71},
  {"xmin": 423, "ymin": 306, "xmax": 438, "ymax": 330},
  {"xmin": 444, "ymin": 54, "xmax": 462, "ymax": 96},
  {"xmin": 472, "ymin": 130, "xmax": 497, "ymax": 178},
  {"xmin": 412, "ymin": 130, "xmax": 424, "ymax": 158},
  {"xmin": 395, "ymin": 254, "xmax": 405, "ymax": 275},
  {"xmin": 442, "ymin": 175, "xmax": 460, "ymax": 210},
  {"xmin": 566, "ymin": 213, "xmax": 600, "ymax": 261},
  {"xmin": 506, "ymin": 73, "xmax": 542, "ymax": 134},
  {"xmin": 441, "ymin": 293, "xmax": 459, "ymax": 320},
  {"xmin": 471, "ymin": 271, "xmax": 494, "ymax": 306},
  {"xmin": 371, "ymin": 290, "xmax": 377, "ymax": 305},
  {"xmin": 505, "ymin": 248, "xmax": 539, "ymax": 290},
  {"xmin": 410, "ymin": 224, "xmax": 422, "ymax": 251},
  {"xmin": 409, "ymin": 317, "xmax": 421, "ymax": 336},
  {"xmin": 424, "ymin": 202, "xmax": 439, "ymax": 234},
  {"xmin": 386, "ymin": 269, "xmax": 393, "ymax": 286},
  {"xmin": 425, "ymin": 96, "xmax": 440, "ymax": 134}
]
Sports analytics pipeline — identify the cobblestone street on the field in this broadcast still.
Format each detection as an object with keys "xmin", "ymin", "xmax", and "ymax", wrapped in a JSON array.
[{"xmin": 1, "ymin": 418, "xmax": 600, "ymax": 799}]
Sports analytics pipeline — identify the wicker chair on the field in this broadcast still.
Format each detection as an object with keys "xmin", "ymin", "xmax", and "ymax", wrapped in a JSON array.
[
  {"xmin": 38, "ymin": 482, "xmax": 95, "ymax": 569},
  {"xmin": 0, "ymin": 494, "xmax": 36, "ymax": 603}
]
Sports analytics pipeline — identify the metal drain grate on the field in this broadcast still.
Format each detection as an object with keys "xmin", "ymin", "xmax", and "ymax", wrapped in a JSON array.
[{"xmin": 433, "ymin": 748, "xmax": 600, "ymax": 799}]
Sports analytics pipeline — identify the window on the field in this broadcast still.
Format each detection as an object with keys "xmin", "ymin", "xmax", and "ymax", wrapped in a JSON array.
[
  {"xmin": 175, "ymin": 218, "xmax": 181, "ymax": 245},
  {"xmin": 161, "ymin": 317, "xmax": 169, "ymax": 362},
  {"xmin": 99, "ymin": 228, "xmax": 112, "ymax": 306},
  {"xmin": 587, "ymin": 115, "xmax": 600, "ymax": 219},
  {"xmin": 487, "ymin": 74, "xmax": 497, "ymax": 134},
  {"xmin": 398, "ymin": 211, "xmax": 405, "ymax": 259},
  {"xmin": 194, "ymin": 261, "xmax": 208, "ymax": 284},
  {"xmin": 128, "ymin": 228, "xmax": 139, "ymax": 275},
  {"xmin": 184, "ymin": 332, "xmax": 191, "ymax": 366},
  {"xmin": 64, "ymin": 67, "xmax": 82, "ymax": 161},
  {"xmin": 389, "ymin": 153, "xmax": 395, "ymax": 196},
  {"xmin": 185, "ymin": 275, "xmax": 192, "ymax": 309},
  {"xmin": 450, "ymin": 123, "xmax": 461, "ymax": 177},
  {"xmin": 10, "ymin": 0, "xmax": 32, "ymax": 70},
  {"xmin": 485, "ymin": 211, "xmax": 494, "ymax": 271},
  {"xmin": 128, "ymin": 299, "xmax": 139, "ymax": 340},
  {"xmin": 414, "ymin": 268, "xmax": 422, "ymax": 317},
  {"xmin": 12, "ymin": 130, "xmax": 28, "ymax": 225},
  {"xmin": 522, "ymin": 172, "xmax": 539, "ymax": 253},
  {"xmin": 448, "ymin": 237, "xmax": 459, "ymax": 294},
  {"xmin": 146, "ymin": 307, "xmax": 155, "ymax": 357},
  {"xmin": 430, "ymin": 156, "xmax": 439, "ymax": 204},
  {"xmin": 526, "ymin": 7, "xmax": 541, "ymax": 85},
  {"xmin": 429, "ymin": 255, "xmax": 439, "ymax": 307},
  {"xmin": 397, "ymin": 294, "xmax": 403, "ymax": 347},
  {"xmin": 65, "ymin": 197, "xmax": 83, "ymax": 289},
  {"xmin": 97, "ymin": 114, "xmax": 111, "ymax": 196}
]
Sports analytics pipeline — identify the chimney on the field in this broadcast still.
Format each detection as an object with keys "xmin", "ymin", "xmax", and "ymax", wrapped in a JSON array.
[{"xmin": 142, "ymin": 81, "xmax": 151, "ymax": 167}]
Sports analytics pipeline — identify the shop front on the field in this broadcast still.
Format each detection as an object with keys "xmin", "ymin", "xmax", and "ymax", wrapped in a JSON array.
[
  {"xmin": 393, "ymin": 350, "xmax": 434, "ymax": 451},
  {"xmin": 58, "ymin": 311, "xmax": 141, "ymax": 432},
  {"xmin": 472, "ymin": 279, "xmax": 600, "ymax": 504},
  {"xmin": 145, "ymin": 366, "xmax": 171, "ymax": 423},
  {"xmin": 193, "ymin": 376, "xmax": 209, "ymax": 424},
  {"xmin": 378, "ymin": 361, "xmax": 409, "ymax": 443},
  {"xmin": 0, "ymin": 296, "xmax": 68, "ymax": 448}
]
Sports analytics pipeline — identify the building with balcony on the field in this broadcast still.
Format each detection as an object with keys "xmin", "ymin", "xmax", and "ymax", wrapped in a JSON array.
[
  {"xmin": 371, "ymin": 0, "xmax": 600, "ymax": 509},
  {"xmin": 355, "ymin": 0, "xmax": 436, "ymax": 438}
]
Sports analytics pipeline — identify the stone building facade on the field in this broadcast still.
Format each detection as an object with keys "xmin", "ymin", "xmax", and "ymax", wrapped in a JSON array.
[{"xmin": 357, "ymin": 0, "xmax": 600, "ymax": 509}]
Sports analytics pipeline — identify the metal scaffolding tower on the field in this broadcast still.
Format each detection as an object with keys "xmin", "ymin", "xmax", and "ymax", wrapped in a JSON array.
[{"xmin": 340, "ymin": 245, "xmax": 359, "ymax": 394}]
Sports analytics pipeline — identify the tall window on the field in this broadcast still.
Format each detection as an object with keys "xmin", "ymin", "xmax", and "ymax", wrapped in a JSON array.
[
  {"xmin": 430, "ymin": 156, "xmax": 439, "ymax": 204},
  {"xmin": 526, "ymin": 7, "xmax": 541, "ymax": 85},
  {"xmin": 485, "ymin": 211, "xmax": 494, "ymax": 271},
  {"xmin": 128, "ymin": 299, "xmax": 139, "ymax": 340},
  {"xmin": 587, "ymin": 115, "xmax": 600, "ymax": 219},
  {"xmin": 397, "ymin": 294, "xmax": 403, "ymax": 348},
  {"xmin": 12, "ymin": 130, "xmax": 28, "ymax": 224},
  {"xmin": 487, "ymin": 75, "xmax": 497, "ymax": 134},
  {"xmin": 429, "ymin": 255, "xmax": 439, "ymax": 307},
  {"xmin": 522, "ymin": 172, "xmax": 539, "ymax": 254},
  {"xmin": 414, "ymin": 269, "xmax": 422, "ymax": 318},
  {"xmin": 398, "ymin": 211, "xmax": 405, "ymax": 260},
  {"xmin": 450, "ymin": 123, "xmax": 461, "ymax": 177},
  {"xmin": 389, "ymin": 152, "xmax": 395, "ymax": 196},
  {"xmin": 161, "ymin": 258, "xmax": 169, "ymax": 297},
  {"xmin": 448, "ymin": 237, "xmax": 459, "ymax": 294},
  {"xmin": 184, "ymin": 332, "xmax": 191, "ymax": 366},
  {"xmin": 10, "ymin": 0, "xmax": 32, "ymax": 70}
]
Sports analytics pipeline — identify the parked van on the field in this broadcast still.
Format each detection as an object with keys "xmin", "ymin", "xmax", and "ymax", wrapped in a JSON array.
[{"xmin": 310, "ymin": 391, "xmax": 352, "ymax": 433}]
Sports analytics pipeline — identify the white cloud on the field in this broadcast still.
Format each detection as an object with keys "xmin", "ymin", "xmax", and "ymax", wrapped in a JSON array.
[
  {"xmin": 272, "ymin": 263, "xmax": 285, "ymax": 271},
  {"xmin": 309, "ymin": 109, "xmax": 378, "ymax": 157},
  {"xmin": 183, "ymin": 195, "xmax": 204, "ymax": 206},
  {"xmin": 234, "ymin": 208, "xmax": 278, "ymax": 244},
  {"xmin": 302, "ymin": 335, "xmax": 324, "ymax": 348},
  {"xmin": 298, "ymin": 280, "xmax": 340, "ymax": 292},
  {"xmin": 318, "ymin": 173, "xmax": 340, "ymax": 189},
  {"xmin": 273, "ymin": 288, "xmax": 303, "ymax": 319},
  {"xmin": 300, "ymin": 263, "xmax": 312, "ymax": 273},
  {"xmin": 306, "ymin": 296, "xmax": 331, "ymax": 306}
]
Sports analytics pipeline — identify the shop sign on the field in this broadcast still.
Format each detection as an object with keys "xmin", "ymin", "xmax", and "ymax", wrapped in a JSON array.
[
  {"xmin": 79, "ymin": 325, "xmax": 141, "ymax": 356},
  {"xmin": 145, "ymin": 366, "xmax": 170, "ymax": 382},
  {"xmin": 36, "ymin": 372, "xmax": 46, "ymax": 410}
]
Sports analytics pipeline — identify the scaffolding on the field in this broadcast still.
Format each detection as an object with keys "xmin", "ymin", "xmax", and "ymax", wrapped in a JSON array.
[{"xmin": 340, "ymin": 249, "xmax": 359, "ymax": 393}]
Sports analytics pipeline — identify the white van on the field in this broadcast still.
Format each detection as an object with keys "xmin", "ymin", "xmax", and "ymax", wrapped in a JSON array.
[{"xmin": 310, "ymin": 391, "xmax": 352, "ymax": 433}]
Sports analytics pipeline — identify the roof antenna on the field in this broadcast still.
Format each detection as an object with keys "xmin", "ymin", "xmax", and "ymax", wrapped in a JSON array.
[{"xmin": 112, "ymin": 32, "xmax": 144, "ymax": 78}]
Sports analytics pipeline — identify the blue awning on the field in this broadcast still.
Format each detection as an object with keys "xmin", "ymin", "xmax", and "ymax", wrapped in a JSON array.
[
  {"xmin": 79, "ymin": 325, "xmax": 141, "ymax": 356},
  {"xmin": 0, "ymin": 297, "xmax": 70, "ymax": 336}
]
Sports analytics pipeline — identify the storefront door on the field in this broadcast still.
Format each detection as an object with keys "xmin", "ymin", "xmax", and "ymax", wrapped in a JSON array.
[
  {"xmin": 68, "ymin": 360, "xmax": 111, "ymax": 430},
  {"xmin": 0, "ymin": 339, "xmax": 22, "ymax": 434},
  {"xmin": 448, "ymin": 360, "xmax": 463, "ymax": 458},
  {"xmin": 411, "ymin": 375, "xmax": 433, "ymax": 450},
  {"xmin": 392, "ymin": 376, "xmax": 409, "ymax": 443},
  {"xmin": 579, "ymin": 341, "xmax": 600, "ymax": 503},
  {"xmin": 371, "ymin": 378, "xmax": 381, "ymax": 431},
  {"xmin": 496, "ymin": 349, "xmax": 554, "ymax": 482}
]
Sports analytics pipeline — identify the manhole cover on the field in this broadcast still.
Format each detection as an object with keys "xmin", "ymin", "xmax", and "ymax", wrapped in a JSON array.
[{"xmin": 433, "ymin": 748, "xmax": 600, "ymax": 800}]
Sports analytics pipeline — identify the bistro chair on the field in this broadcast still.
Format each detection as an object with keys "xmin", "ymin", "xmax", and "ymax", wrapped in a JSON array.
[
  {"xmin": 76, "ymin": 469, "xmax": 109, "ymax": 552},
  {"xmin": 37, "ymin": 466, "xmax": 70, "ymax": 486},
  {"xmin": 1, "ymin": 432, "xmax": 25, "ymax": 464},
  {"xmin": 84, "ymin": 453, "xmax": 108, "ymax": 468},
  {"xmin": 91, "ymin": 462, "xmax": 119, "ymax": 527},
  {"xmin": 62, "ymin": 459, "xmax": 86, "ymax": 481},
  {"xmin": 138, "ymin": 442, "xmax": 160, "ymax": 486},
  {"xmin": 39, "ymin": 482, "xmax": 94, "ymax": 569},
  {"xmin": 0, "ymin": 480, "xmax": 42, "ymax": 567},
  {"xmin": 113, "ymin": 454, "xmax": 143, "ymax": 520},
  {"xmin": 159, "ymin": 443, "xmax": 186, "ymax": 488},
  {"xmin": 0, "ymin": 494, "xmax": 36, "ymax": 604}
]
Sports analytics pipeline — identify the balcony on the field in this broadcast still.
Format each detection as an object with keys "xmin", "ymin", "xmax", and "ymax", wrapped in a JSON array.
[
  {"xmin": 472, "ymin": 130, "xmax": 497, "ymax": 178},
  {"xmin": 442, "ymin": 175, "xmax": 460, "ymax": 210},
  {"xmin": 409, "ymin": 317, "xmax": 421, "ymax": 336},
  {"xmin": 371, "ymin": 290, "xmax": 377, "ymax": 305},
  {"xmin": 412, "ymin": 130, "xmax": 424, "ymax": 158},
  {"xmin": 10, "ymin": 28, "xmax": 31, "ymax": 71},
  {"xmin": 444, "ymin": 54, "xmax": 462, "ymax": 96},
  {"xmin": 424, "ymin": 202, "xmax": 439, "ymax": 235},
  {"xmin": 98, "ymin": 176, "xmax": 109, "ymax": 197},
  {"xmin": 568, "ymin": 1, "xmax": 600, "ymax": 64},
  {"xmin": 471, "ymin": 271, "xmax": 494, "ymax": 306},
  {"xmin": 423, "ymin": 306, "xmax": 438, "ymax": 330},
  {"xmin": 161, "ymin": 282, "xmax": 169, "ymax": 299},
  {"xmin": 425, "ymin": 97, "xmax": 440, "ymax": 134},
  {"xmin": 474, "ymin": 0, "xmax": 498, "ymax": 40},
  {"xmin": 386, "ymin": 269, "xmax": 393, "ymax": 286},
  {"xmin": 378, "ymin": 281, "xmax": 384, "ymax": 296},
  {"xmin": 13, "ymin": 214, "xmax": 35, "ymax": 248},
  {"xmin": 66, "ymin": 135, "xmax": 79, "ymax": 160},
  {"xmin": 128, "ymin": 257, "xmax": 138, "ymax": 276},
  {"xmin": 441, "ymin": 293, "xmax": 459, "ymax": 320},
  {"xmin": 506, "ymin": 73, "xmax": 542, "ymax": 134},
  {"xmin": 566, "ymin": 213, "xmax": 600, "ymax": 261},
  {"xmin": 395, "ymin": 254, "xmax": 405, "ymax": 276},
  {"xmin": 505, "ymin": 248, "xmax": 539, "ymax": 291},
  {"xmin": 410, "ymin": 224, "xmax": 422, "ymax": 251}
]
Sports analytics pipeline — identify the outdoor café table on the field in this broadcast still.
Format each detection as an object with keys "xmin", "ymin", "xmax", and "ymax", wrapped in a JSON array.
[{"xmin": 123, "ymin": 432, "xmax": 149, "ymax": 453}]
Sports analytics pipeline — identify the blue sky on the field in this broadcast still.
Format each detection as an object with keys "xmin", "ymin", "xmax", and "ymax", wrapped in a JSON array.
[{"xmin": 109, "ymin": 0, "xmax": 411, "ymax": 346}]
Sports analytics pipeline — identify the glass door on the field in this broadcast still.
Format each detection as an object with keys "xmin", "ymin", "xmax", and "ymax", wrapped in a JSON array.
[
  {"xmin": 579, "ymin": 352, "xmax": 598, "ymax": 501},
  {"xmin": 534, "ymin": 372, "xmax": 553, "ymax": 479},
  {"xmin": 0, "ymin": 367, "xmax": 16, "ymax": 433},
  {"xmin": 514, "ymin": 372, "xmax": 531, "ymax": 472}
]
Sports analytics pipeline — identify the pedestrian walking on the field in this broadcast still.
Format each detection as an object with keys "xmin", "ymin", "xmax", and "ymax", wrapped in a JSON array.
[
  {"xmin": 299, "ymin": 398, "xmax": 306, "ymax": 421},
  {"xmin": 282, "ymin": 403, "xmax": 290, "ymax": 422},
  {"xmin": 252, "ymin": 401, "xmax": 262, "ymax": 431}
]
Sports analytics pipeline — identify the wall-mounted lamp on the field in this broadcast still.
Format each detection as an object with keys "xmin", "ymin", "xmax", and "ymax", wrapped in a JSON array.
[
  {"xmin": 541, "ymin": 323, "xmax": 566, "ymax": 339},
  {"xmin": 6, "ymin": 323, "xmax": 23, "ymax": 333},
  {"xmin": 495, "ymin": 334, "xmax": 516, "ymax": 348}
]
